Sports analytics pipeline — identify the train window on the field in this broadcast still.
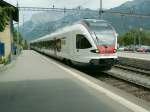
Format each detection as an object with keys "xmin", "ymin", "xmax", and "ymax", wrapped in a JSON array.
[
  {"xmin": 61, "ymin": 37, "xmax": 66, "ymax": 45},
  {"xmin": 49, "ymin": 40, "xmax": 54, "ymax": 49},
  {"xmin": 46, "ymin": 41, "xmax": 51, "ymax": 49},
  {"xmin": 76, "ymin": 34, "xmax": 92, "ymax": 49},
  {"xmin": 56, "ymin": 39, "xmax": 61, "ymax": 52}
]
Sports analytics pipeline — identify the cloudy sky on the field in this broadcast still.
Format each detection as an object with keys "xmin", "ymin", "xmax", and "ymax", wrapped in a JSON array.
[{"xmin": 5, "ymin": 0, "xmax": 132, "ymax": 9}]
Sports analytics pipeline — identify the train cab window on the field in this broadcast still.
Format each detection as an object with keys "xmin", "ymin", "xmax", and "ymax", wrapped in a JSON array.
[{"xmin": 76, "ymin": 34, "xmax": 92, "ymax": 49}]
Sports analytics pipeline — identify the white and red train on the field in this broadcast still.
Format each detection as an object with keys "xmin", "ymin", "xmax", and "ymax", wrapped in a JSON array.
[{"xmin": 30, "ymin": 19, "xmax": 118, "ymax": 70}]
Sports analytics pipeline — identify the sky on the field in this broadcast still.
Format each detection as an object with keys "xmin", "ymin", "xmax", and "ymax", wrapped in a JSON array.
[{"xmin": 5, "ymin": 0, "xmax": 132, "ymax": 9}]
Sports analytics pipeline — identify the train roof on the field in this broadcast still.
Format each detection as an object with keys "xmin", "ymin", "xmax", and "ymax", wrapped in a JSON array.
[
  {"xmin": 78, "ymin": 19, "xmax": 107, "ymax": 23},
  {"xmin": 30, "ymin": 19, "xmax": 109, "ymax": 43},
  {"xmin": 77, "ymin": 19, "xmax": 110, "ymax": 28}
]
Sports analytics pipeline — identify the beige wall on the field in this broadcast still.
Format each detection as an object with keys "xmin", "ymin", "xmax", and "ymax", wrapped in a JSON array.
[{"xmin": 0, "ymin": 23, "xmax": 11, "ymax": 59}]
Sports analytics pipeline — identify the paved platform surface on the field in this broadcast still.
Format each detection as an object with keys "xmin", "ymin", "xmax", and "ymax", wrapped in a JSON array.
[
  {"xmin": 0, "ymin": 50, "xmax": 133, "ymax": 112},
  {"xmin": 118, "ymin": 52, "xmax": 150, "ymax": 61}
]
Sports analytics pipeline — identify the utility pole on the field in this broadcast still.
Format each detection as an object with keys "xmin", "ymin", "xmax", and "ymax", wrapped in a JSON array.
[
  {"xmin": 138, "ymin": 16, "xmax": 143, "ymax": 47},
  {"xmin": 99, "ymin": 0, "xmax": 103, "ymax": 19},
  {"xmin": 64, "ymin": 7, "xmax": 66, "ymax": 15},
  {"xmin": 17, "ymin": 2, "xmax": 19, "ymax": 38},
  {"xmin": 134, "ymin": 33, "xmax": 136, "ymax": 51},
  {"xmin": 17, "ymin": 2, "xmax": 19, "ymax": 55},
  {"xmin": 139, "ymin": 27, "xmax": 143, "ymax": 47},
  {"xmin": 22, "ymin": 13, "xmax": 24, "ymax": 37},
  {"xmin": 52, "ymin": 4, "xmax": 55, "ymax": 9}
]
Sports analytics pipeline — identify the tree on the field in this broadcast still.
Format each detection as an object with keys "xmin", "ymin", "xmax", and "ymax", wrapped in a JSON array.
[
  {"xmin": 22, "ymin": 40, "xmax": 28, "ymax": 50},
  {"xmin": 13, "ymin": 29, "xmax": 28, "ymax": 50},
  {"xmin": 118, "ymin": 28, "xmax": 150, "ymax": 46},
  {"xmin": 0, "ymin": 6, "xmax": 15, "ymax": 32}
]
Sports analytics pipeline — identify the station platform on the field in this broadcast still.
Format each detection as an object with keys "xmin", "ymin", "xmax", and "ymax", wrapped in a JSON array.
[
  {"xmin": 0, "ymin": 50, "xmax": 148, "ymax": 112},
  {"xmin": 118, "ymin": 52, "xmax": 150, "ymax": 61},
  {"xmin": 117, "ymin": 52, "xmax": 150, "ymax": 70}
]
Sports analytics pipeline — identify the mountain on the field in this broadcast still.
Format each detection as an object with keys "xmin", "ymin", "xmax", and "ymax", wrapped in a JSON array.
[
  {"xmin": 20, "ymin": 0, "xmax": 150, "ymax": 41},
  {"xmin": 112, "ymin": 0, "xmax": 150, "ymax": 13},
  {"xmin": 30, "ymin": 11, "xmax": 64, "ymax": 25}
]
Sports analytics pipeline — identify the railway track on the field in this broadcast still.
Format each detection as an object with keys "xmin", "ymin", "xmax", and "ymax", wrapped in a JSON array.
[
  {"xmin": 80, "ymin": 65, "xmax": 150, "ymax": 102},
  {"xmin": 103, "ymin": 65, "xmax": 150, "ymax": 102},
  {"xmin": 114, "ymin": 64, "xmax": 150, "ymax": 76},
  {"xmin": 107, "ymin": 65, "xmax": 150, "ymax": 89},
  {"xmin": 92, "ymin": 73, "xmax": 150, "ymax": 102},
  {"xmin": 37, "ymin": 51, "xmax": 150, "ymax": 102}
]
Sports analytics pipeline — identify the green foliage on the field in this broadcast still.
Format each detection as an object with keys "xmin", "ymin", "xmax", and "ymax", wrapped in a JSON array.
[
  {"xmin": 13, "ymin": 30, "xmax": 28, "ymax": 50},
  {"xmin": 22, "ymin": 40, "xmax": 28, "ymax": 49},
  {"xmin": 0, "ymin": 6, "xmax": 15, "ymax": 32},
  {"xmin": 118, "ymin": 29, "xmax": 150, "ymax": 46}
]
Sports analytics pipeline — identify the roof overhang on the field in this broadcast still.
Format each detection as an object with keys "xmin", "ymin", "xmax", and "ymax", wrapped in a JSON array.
[{"xmin": 0, "ymin": 0, "xmax": 19, "ymax": 22}]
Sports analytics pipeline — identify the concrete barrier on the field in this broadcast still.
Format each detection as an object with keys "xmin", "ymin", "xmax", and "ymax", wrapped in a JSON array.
[{"xmin": 118, "ymin": 57, "xmax": 150, "ymax": 71}]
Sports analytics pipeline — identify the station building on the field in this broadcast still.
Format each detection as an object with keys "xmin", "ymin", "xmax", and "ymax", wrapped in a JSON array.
[{"xmin": 0, "ymin": 0, "xmax": 18, "ymax": 63}]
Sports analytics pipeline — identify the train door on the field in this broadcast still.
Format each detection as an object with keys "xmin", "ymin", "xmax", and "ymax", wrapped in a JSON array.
[{"xmin": 74, "ymin": 34, "xmax": 92, "ymax": 63}]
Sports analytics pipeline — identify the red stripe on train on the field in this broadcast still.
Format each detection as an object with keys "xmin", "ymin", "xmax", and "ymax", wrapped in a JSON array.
[{"xmin": 97, "ymin": 45, "xmax": 116, "ymax": 54}]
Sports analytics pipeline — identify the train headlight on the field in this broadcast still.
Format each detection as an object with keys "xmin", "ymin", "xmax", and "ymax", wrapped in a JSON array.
[
  {"xmin": 90, "ymin": 49, "xmax": 100, "ymax": 53},
  {"xmin": 113, "ymin": 49, "xmax": 117, "ymax": 53}
]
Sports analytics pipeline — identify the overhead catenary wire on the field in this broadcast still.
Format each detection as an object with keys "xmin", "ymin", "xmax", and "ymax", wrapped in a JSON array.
[
  {"xmin": 19, "ymin": 6, "xmax": 150, "ymax": 35},
  {"xmin": 18, "ymin": 6, "xmax": 150, "ymax": 18},
  {"xmin": 18, "ymin": 1, "xmax": 150, "ymax": 35}
]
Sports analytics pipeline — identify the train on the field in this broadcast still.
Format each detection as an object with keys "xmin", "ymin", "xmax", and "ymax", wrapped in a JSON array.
[{"xmin": 30, "ymin": 19, "xmax": 118, "ymax": 70}]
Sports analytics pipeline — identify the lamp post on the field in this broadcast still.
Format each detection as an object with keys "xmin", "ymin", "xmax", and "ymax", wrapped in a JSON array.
[{"xmin": 139, "ymin": 27, "xmax": 143, "ymax": 47}]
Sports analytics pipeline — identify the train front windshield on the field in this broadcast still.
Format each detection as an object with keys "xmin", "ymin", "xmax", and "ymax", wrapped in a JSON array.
[{"xmin": 85, "ymin": 20, "xmax": 116, "ymax": 46}]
